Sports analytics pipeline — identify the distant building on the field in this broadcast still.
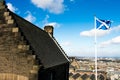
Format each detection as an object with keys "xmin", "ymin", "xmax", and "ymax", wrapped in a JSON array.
[
  {"xmin": 69, "ymin": 57, "xmax": 107, "ymax": 80},
  {"xmin": 69, "ymin": 57, "xmax": 80, "ymax": 70},
  {"xmin": 0, "ymin": 0, "xmax": 69, "ymax": 80}
]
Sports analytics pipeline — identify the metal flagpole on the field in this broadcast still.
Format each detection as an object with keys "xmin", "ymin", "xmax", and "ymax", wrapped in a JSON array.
[
  {"xmin": 94, "ymin": 16, "xmax": 97, "ymax": 80},
  {"xmin": 94, "ymin": 16, "xmax": 111, "ymax": 80}
]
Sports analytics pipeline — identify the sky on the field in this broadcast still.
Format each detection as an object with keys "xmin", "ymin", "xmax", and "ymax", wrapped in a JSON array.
[{"xmin": 5, "ymin": 0, "xmax": 120, "ymax": 57}]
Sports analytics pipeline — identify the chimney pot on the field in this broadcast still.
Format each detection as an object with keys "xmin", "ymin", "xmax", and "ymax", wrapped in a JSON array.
[{"xmin": 44, "ymin": 25, "xmax": 54, "ymax": 37}]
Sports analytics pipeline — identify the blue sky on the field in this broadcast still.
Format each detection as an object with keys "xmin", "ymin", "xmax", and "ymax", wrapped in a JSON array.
[{"xmin": 5, "ymin": 0, "xmax": 120, "ymax": 57}]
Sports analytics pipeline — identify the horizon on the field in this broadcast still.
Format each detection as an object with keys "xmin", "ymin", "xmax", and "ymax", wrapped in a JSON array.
[{"xmin": 5, "ymin": 0, "xmax": 120, "ymax": 57}]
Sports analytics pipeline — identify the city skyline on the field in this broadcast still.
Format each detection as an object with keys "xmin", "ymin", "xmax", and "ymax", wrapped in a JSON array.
[{"xmin": 5, "ymin": 0, "xmax": 120, "ymax": 57}]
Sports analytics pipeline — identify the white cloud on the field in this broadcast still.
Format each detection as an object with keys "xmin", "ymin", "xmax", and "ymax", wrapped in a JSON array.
[
  {"xmin": 42, "ymin": 15, "xmax": 60, "ymax": 28},
  {"xmin": 24, "ymin": 11, "xmax": 36, "ymax": 23},
  {"xmin": 80, "ymin": 25, "xmax": 120, "ymax": 37},
  {"xmin": 99, "ymin": 36, "xmax": 120, "ymax": 47},
  {"xmin": 7, "ymin": 3, "xmax": 18, "ymax": 12},
  {"xmin": 80, "ymin": 29, "xmax": 110, "ymax": 37},
  {"xmin": 111, "ymin": 25, "xmax": 120, "ymax": 32},
  {"xmin": 31, "ymin": 0, "xmax": 65, "ymax": 14}
]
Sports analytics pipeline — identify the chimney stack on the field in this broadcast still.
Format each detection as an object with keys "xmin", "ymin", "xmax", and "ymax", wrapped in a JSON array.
[{"xmin": 44, "ymin": 25, "xmax": 54, "ymax": 37}]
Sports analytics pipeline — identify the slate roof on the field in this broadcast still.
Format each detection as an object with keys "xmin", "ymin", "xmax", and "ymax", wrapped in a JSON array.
[
  {"xmin": 12, "ymin": 12, "xmax": 69, "ymax": 68},
  {"xmin": 72, "ymin": 73, "xmax": 81, "ymax": 79},
  {"xmin": 81, "ymin": 74, "xmax": 89, "ymax": 79},
  {"xmin": 90, "ymin": 74, "xmax": 95, "ymax": 79},
  {"xmin": 1, "ymin": 1, "xmax": 69, "ymax": 69},
  {"xmin": 69, "ymin": 72, "xmax": 73, "ymax": 77}
]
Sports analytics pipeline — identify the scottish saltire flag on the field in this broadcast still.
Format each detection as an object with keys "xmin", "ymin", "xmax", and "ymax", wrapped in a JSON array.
[{"xmin": 95, "ymin": 17, "xmax": 111, "ymax": 30}]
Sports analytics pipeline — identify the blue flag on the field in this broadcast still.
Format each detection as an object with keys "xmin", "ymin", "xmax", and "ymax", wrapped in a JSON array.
[{"xmin": 95, "ymin": 17, "xmax": 111, "ymax": 30}]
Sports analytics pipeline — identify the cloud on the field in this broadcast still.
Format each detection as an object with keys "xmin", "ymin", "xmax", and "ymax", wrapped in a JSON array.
[
  {"xmin": 24, "ymin": 11, "xmax": 36, "ymax": 23},
  {"xmin": 100, "ymin": 25, "xmax": 120, "ymax": 47},
  {"xmin": 7, "ymin": 3, "xmax": 18, "ymax": 12},
  {"xmin": 31, "ymin": 0, "xmax": 65, "ymax": 14},
  {"xmin": 42, "ymin": 15, "xmax": 60, "ymax": 28},
  {"xmin": 80, "ymin": 25, "xmax": 120, "ymax": 37},
  {"xmin": 111, "ymin": 25, "xmax": 120, "ymax": 32},
  {"xmin": 99, "ymin": 36, "xmax": 120, "ymax": 47},
  {"xmin": 80, "ymin": 29, "xmax": 110, "ymax": 37}
]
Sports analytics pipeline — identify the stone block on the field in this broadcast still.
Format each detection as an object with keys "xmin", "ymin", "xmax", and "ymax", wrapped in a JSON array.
[
  {"xmin": 4, "ymin": 12, "xmax": 9, "ymax": 16},
  {"xmin": 18, "ymin": 45, "xmax": 23, "ymax": 49},
  {"xmin": 30, "ymin": 70, "xmax": 38, "ymax": 74},
  {"xmin": 7, "ymin": 19, "xmax": 14, "ymax": 24},
  {"xmin": 17, "ymin": 75, "xmax": 28, "ymax": 80},
  {"xmin": 5, "ymin": 16, "xmax": 12, "ymax": 20},
  {"xmin": 13, "ymin": 32, "xmax": 21, "ymax": 38},
  {"xmin": 12, "ymin": 27, "xmax": 19, "ymax": 32},
  {"xmin": 0, "ymin": 73, "xmax": 28, "ymax": 80},
  {"xmin": 27, "ymin": 55, "xmax": 36, "ymax": 61},
  {"xmin": 32, "ymin": 65, "xmax": 39, "ymax": 70},
  {"xmin": 18, "ymin": 45, "xmax": 29, "ymax": 50}
]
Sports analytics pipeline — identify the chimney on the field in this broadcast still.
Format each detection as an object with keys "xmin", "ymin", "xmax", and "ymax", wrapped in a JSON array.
[{"xmin": 44, "ymin": 25, "xmax": 54, "ymax": 37}]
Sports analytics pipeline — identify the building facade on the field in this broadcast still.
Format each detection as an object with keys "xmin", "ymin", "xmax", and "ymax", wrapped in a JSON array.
[{"xmin": 0, "ymin": 0, "xmax": 69, "ymax": 80}]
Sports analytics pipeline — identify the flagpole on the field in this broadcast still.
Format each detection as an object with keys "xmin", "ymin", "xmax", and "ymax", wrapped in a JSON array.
[
  {"xmin": 94, "ymin": 16, "xmax": 97, "ymax": 80},
  {"xmin": 94, "ymin": 16, "xmax": 111, "ymax": 80}
]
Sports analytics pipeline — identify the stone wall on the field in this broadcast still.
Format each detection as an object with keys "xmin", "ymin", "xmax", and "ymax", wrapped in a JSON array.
[{"xmin": 0, "ymin": 1, "xmax": 40, "ymax": 80}]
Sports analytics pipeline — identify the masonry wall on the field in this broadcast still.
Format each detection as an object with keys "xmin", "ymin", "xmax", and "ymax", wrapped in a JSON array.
[{"xmin": 0, "ymin": 1, "xmax": 39, "ymax": 80}]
